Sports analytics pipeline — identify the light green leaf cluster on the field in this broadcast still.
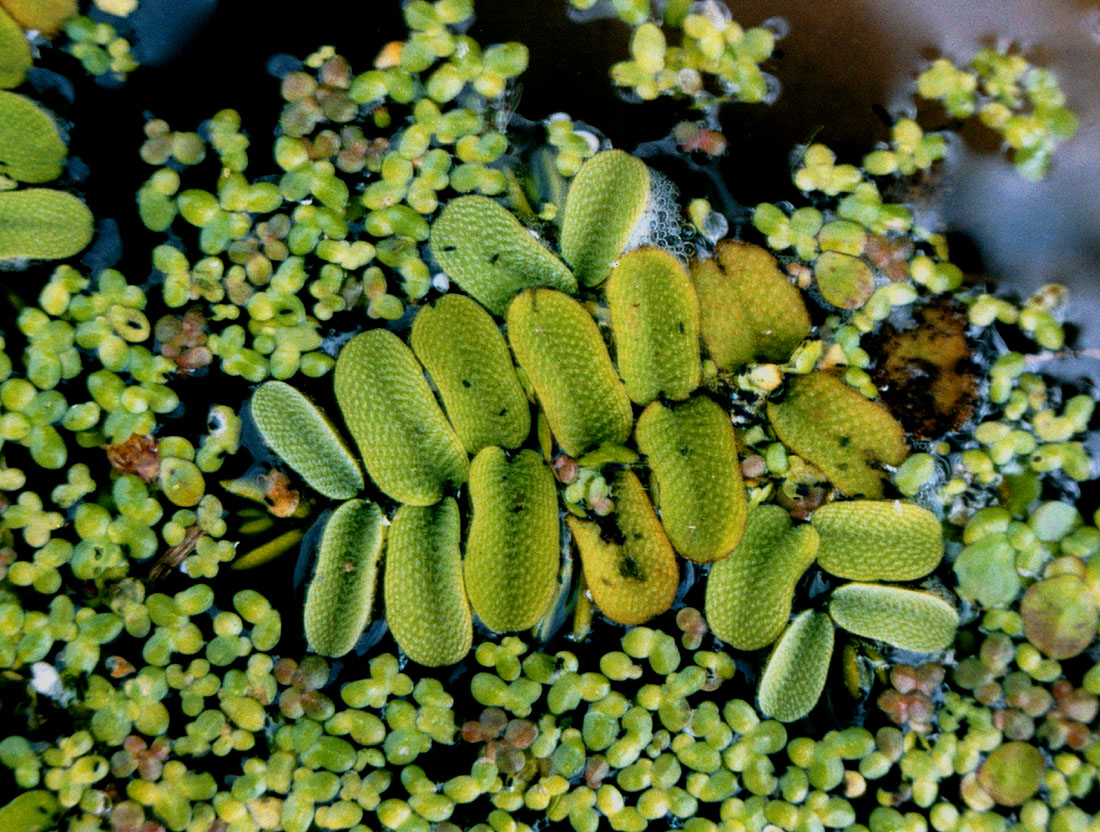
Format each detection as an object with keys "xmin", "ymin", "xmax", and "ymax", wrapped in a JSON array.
[{"xmin": 917, "ymin": 47, "xmax": 1077, "ymax": 180}]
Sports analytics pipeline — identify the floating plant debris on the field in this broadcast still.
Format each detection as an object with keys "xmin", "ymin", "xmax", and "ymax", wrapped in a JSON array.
[{"xmin": 868, "ymin": 299, "xmax": 981, "ymax": 439}]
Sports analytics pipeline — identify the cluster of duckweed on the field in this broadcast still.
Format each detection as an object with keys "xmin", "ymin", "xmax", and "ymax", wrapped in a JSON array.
[
  {"xmin": 3, "ymin": 2, "xmax": 1100, "ymax": 832},
  {"xmin": 567, "ymin": 0, "xmax": 782, "ymax": 106},
  {"xmin": 15, "ymin": 617, "xmax": 1093, "ymax": 832},
  {"xmin": 916, "ymin": 47, "xmax": 1078, "ymax": 180},
  {"xmin": 63, "ymin": 12, "xmax": 139, "ymax": 81},
  {"xmin": 130, "ymin": 0, "xmax": 590, "ymax": 384}
]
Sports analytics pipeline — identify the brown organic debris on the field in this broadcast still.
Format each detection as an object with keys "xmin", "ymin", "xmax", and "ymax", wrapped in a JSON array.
[
  {"xmin": 261, "ymin": 469, "xmax": 301, "ymax": 518},
  {"xmin": 155, "ymin": 307, "xmax": 212, "ymax": 374},
  {"xmin": 105, "ymin": 434, "xmax": 160, "ymax": 483},
  {"xmin": 868, "ymin": 298, "xmax": 980, "ymax": 439},
  {"xmin": 863, "ymin": 234, "xmax": 913, "ymax": 283},
  {"xmin": 148, "ymin": 525, "xmax": 202, "ymax": 582}
]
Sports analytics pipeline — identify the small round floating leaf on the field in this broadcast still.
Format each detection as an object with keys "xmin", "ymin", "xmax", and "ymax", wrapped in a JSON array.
[
  {"xmin": 1028, "ymin": 500, "xmax": 1080, "ymax": 542},
  {"xmin": 384, "ymin": 498, "xmax": 473, "ymax": 667},
  {"xmin": 158, "ymin": 458, "xmax": 206, "ymax": 507},
  {"xmin": 758, "ymin": 610, "xmax": 834, "ymax": 723},
  {"xmin": 568, "ymin": 470, "xmax": 679, "ymax": 625},
  {"xmin": 304, "ymin": 499, "xmax": 384, "ymax": 658},
  {"xmin": 410, "ymin": 293, "xmax": 530, "ymax": 454},
  {"xmin": 251, "ymin": 381, "xmax": 364, "ymax": 500},
  {"xmin": 334, "ymin": 329, "xmax": 468, "ymax": 505},
  {"xmin": 706, "ymin": 504, "xmax": 819, "ymax": 650},
  {"xmin": 507, "ymin": 288, "xmax": 632, "ymax": 457},
  {"xmin": 828, "ymin": 583, "xmax": 958, "ymax": 652},
  {"xmin": 0, "ymin": 10, "xmax": 32, "ymax": 90},
  {"xmin": 560, "ymin": 149, "xmax": 651, "ymax": 287},
  {"xmin": 812, "ymin": 500, "xmax": 943, "ymax": 581},
  {"xmin": 978, "ymin": 742, "xmax": 1044, "ymax": 807},
  {"xmin": 465, "ymin": 447, "xmax": 560, "ymax": 633},
  {"xmin": 607, "ymin": 246, "xmax": 701, "ymax": 404},
  {"xmin": 767, "ymin": 372, "xmax": 908, "ymax": 498},
  {"xmin": 813, "ymin": 251, "xmax": 874, "ymax": 309},
  {"xmin": 429, "ymin": 195, "xmax": 577, "ymax": 315},
  {"xmin": 0, "ymin": 92, "xmax": 67, "ymax": 182},
  {"xmin": 0, "ymin": 188, "xmax": 93, "ymax": 261},
  {"xmin": 953, "ymin": 535, "xmax": 1021, "ymax": 609},
  {"xmin": 1020, "ymin": 574, "xmax": 1098, "ymax": 660},
  {"xmin": 635, "ymin": 395, "xmax": 747, "ymax": 562}
]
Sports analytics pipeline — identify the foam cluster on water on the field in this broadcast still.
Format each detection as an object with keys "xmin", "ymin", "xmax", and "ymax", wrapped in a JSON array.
[{"xmin": 626, "ymin": 167, "xmax": 696, "ymax": 261}]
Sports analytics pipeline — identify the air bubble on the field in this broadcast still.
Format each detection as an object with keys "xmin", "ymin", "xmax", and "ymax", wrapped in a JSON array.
[
  {"xmin": 762, "ymin": 73, "xmax": 782, "ymax": 106},
  {"xmin": 1086, "ymin": 9, "xmax": 1100, "ymax": 44},
  {"xmin": 690, "ymin": 0, "xmax": 732, "ymax": 26},
  {"xmin": 677, "ymin": 68, "xmax": 704, "ymax": 95},
  {"xmin": 760, "ymin": 16, "xmax": 790, "ymax": 40},
  {"xmin": 431, "ymin": 272, "xmax": 450, "ymax": 293},
  {"xmin": 701, "ymin": 212, "xmax": 729, "ymax": 243},
  {"xmin": 574, "ymin": 130, "xmax": 602, "ymax": 155},
  {"xmin": 626, "ymin": 168, "xmax": 695, "ymax": 262}
]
